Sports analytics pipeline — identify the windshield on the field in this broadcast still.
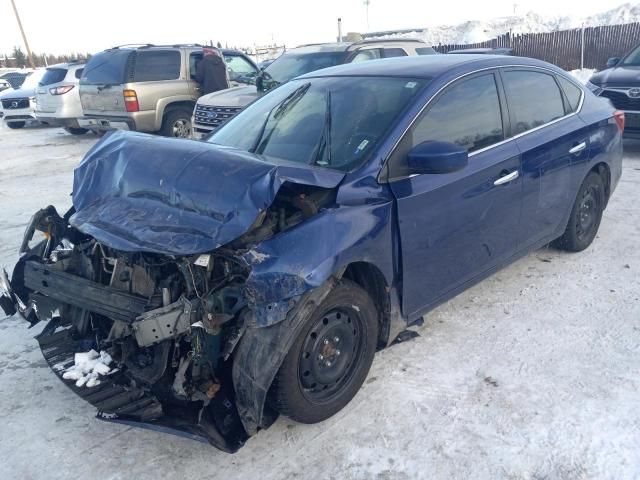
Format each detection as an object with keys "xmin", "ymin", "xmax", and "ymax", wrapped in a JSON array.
[
  {"xmin": 208, "ymin": 76, "xmax": 427, "ymax": 172},
  {"xmin": 80, "ymin": 50, "xmax": 132, "ymax": 85},
  {"xmin": 264, "ymin": 52, "xmax": 346, "ymax": 84},
  {"xmin": 622, "ymin": 45, "xmax": 640, "ymax": 66}
]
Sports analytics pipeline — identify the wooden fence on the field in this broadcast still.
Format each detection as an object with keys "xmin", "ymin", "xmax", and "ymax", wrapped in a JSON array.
[{"xmin": 433, "ymin": 22, "xmax": 640, "ymax": 70}]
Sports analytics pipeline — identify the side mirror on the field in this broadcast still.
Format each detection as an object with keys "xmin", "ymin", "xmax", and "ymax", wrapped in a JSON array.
[
  {"xmin": 406, "ymin": 141, "xmax": 468, "ymax": 174},
  {"xmin": 256, "ymin": 71, "xmax": 265, "ymax": 92},
  {"xmin": 606, "ymin": 57, "xmax": 620, "ymax": 68}
]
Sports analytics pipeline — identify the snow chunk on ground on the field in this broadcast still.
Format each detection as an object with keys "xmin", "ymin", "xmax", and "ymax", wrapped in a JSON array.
[
  {"xmin": 61, "ymin": 350, "xmax": 114, "ymax": 388},
  {"xmin": 570, "ymin": 68, "xmax": 596, "ymax": 85}
]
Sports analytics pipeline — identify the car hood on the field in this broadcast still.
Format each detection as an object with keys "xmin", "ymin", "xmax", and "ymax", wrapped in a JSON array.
[
  {"xmin": 0, "ymin": 87, "xmax": 34, "ymax": 100},
  {"xmin": 197, "ymin": 85, "xmax": 260, "ymax": 108},
  {"xmin": 590, "ymin": 65, "xmax": 640, "ymax": 87},
  {"xmin": 70, "ymin": 131, "xmax": 345, "ymax": 255}
]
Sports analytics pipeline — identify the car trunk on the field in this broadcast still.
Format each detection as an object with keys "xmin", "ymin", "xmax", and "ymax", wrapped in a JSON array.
[
  {"xmin": 79, "ymin": 49, "xmax": 132, "ymax": 116},
  {"xmin": 35, "ymin": 67, "xmax": 68, "ymax": 113}
]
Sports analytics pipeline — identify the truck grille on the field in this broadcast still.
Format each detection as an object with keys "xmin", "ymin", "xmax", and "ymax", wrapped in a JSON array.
[
  {"xmin": 600, "ymin": 89, "xmax": 640, "ymax": 111},
  {"xmin": 1, "ymin": 98, "xmax": 29, "ymax": 109},
  {"xmin": 194, "ymin": 105, "xmax": 242, "ymax": 128}
]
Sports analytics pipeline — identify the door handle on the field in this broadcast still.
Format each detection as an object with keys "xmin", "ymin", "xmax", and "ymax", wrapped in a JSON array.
[
  {"xmin": 494, "ymin": 170, "xmax": 519, "ymax": 186},
  {"xmin": 569, "ymin": 142, "xmax": 587, "ymax": 154}
]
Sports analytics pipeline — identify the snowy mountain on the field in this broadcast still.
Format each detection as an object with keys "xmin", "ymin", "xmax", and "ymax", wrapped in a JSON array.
[{"xmin": 372, "ymin": 3, "xmax": 640, "ymax": 45}]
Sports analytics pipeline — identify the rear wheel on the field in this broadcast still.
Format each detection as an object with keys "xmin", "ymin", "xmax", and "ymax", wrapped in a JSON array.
[
  {"xmin": 554, "ymin": 171, "xmax": 605, "ymax": 252},
  {"xmin": 64, "ymin": 127, "xmax": 89, "ymax": 135},
  {"xmin": 7, "ymin": 121, "xmax": 25, "ymax": 129},
  {"xmin": 269, "ymin": 280, "xmax": 378, "ymax": 424},
  {"xmin": 160, "ymin": 109, "xmax": 192, "ymax": 138}
]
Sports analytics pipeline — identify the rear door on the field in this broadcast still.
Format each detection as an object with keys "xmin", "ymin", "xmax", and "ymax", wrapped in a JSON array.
[
  {"xmin": 388, "ymin": 71, "xmax": 522, "ymax": 318},
  {"xmin": 79, "ymin": 49, "xmax": 131, "ymax": 115},
  {"xmin": 500, "ymin": 69, "xmax": 589, "ymax": 248}
]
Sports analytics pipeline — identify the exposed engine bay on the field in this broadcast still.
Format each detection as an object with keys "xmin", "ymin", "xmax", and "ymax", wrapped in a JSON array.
[{"xmin": 0, "ymin": 182, "xmax": 335, "ymax": 453}]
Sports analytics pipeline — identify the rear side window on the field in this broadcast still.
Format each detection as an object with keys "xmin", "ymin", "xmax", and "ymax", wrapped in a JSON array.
[
  {"xmin": 502, "ymin": 70, "xmax": 566, "ymax": 134},
  {"xmin": 382, "ymin": 48, "xmax": 408, "ymax": 58},
  {"xmin": 411, "ymin": 73, "xmax": 504, "ymax": 153},
  {"xmin": 416, "ymin": 47, "xmax": 437, "ymax": 55},
  {"xmin": 133, "ymin": 50, "xmax": 181, "ymax": 82},
  {"xmin": 556, "ymin": 75, "xmax": 583, "ymax": 113},
  {"xmin": 39, "ymin": 68, "xmax": 67, "ymax": 86},
  {"xmin": 74, "ymin": 68, "xmax": 84, "ymax": 79},
  {"xmin": 81, "ymin": 50, "xmax": 132, "ymax": 85}
]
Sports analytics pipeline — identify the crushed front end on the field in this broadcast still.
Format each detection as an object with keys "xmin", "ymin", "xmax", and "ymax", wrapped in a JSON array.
[{"xmin": 0, "ymin": 132, "xmax": 346, "ymax": 452}]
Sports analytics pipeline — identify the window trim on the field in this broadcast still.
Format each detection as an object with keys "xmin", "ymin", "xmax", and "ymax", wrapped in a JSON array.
[{"xmin": 382, "ymin": 64, "xmax": 585, "ymax": 182}]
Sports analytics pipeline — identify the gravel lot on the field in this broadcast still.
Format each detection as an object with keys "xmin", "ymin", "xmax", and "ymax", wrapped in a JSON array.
[{"xmin": 0, "ymin": 124, "xmax": 638, "ymax": 480}]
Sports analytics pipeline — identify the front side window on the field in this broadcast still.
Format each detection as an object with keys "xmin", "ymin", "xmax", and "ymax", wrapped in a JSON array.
[
  {"xmin": 350, "ymin": 49, "xmax": 382, "ymax": 63},
  {"xmin": 502, "ymin": 70, "xmax": 566, "ymax": 134},
  {"xmin": 133, "ymin": 50, "xmax": 181, "ymax": 82},
  {"xmin": 208, "ymin": 76, "xmax": 428, "ymax": 172},
  {"xmin": 416, "ymin": 47, "xmax": 437, "ymax": 55},
  {"xmin": 622, "ymin": 44, "xmax": 640, "ymax": 66},
  {"xmin": 412, "ymin": 73, "xmax": 504, "ymax": 153}
]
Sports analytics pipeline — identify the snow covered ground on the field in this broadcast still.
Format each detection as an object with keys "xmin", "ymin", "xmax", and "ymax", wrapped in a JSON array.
[
  {"xmin": 376, "ymin": 3, "xmax": 640, "ymax": 46},
  {"xmin": 0, "ymin": 124, "xmax": 639, "ymax": 479}
]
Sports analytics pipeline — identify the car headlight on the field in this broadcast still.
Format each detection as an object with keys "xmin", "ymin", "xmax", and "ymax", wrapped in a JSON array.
[
  {"xmin": 585, "ymin": 81, "xmax": 603, "ymax": 95},
  {"xmin": 29, "ymin": 96, "xmax": 36, "ymax": 104}
]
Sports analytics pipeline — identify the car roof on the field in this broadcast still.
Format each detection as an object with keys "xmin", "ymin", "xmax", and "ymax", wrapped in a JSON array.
[
  {"xmin": 290, "ymin": 38, "xmax": 425, "ymax": 54},
  {"xmin": 46, "ymin": 61, "xmax": 85, "ymax": 69},
  {"xmin": 298, "ymin": 54, "xmax": 556, "ymax": 80}
]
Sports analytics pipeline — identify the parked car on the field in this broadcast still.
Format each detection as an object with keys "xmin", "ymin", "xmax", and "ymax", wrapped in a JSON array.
[
  {"xmin": 587, "ymin": 43, "xmax": 640, "ymax": 138},
  {"xmin": 0, "ymin": 78, "xmax": 11, "ymax": 93},
  {"xmin": 0, "ymin": 70, "xmax": 31, "ymax": 89},
  {"xmin": 447, "ymin": 47, "xmax": 514, "ymax": 55},
  {"xmin": 191, "ymin": 39, "xmax": 437, "ymax": 138},
  {"xmin": 0, "ymin": 55, "xmax": 622, "ymax": 453},
  {"xmin": 0, "ymin": 69, "xmax": 45, "ymax": 129},
  {"xmin": 34, "ymin": 61, "xmax": 88, "ymax": 135},
  {"xmin": 76, "ymin": 44, "xmax": 258, "ymax": 137}
]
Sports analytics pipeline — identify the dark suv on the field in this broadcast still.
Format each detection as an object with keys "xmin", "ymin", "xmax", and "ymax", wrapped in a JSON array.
[{"xmin": 588, "ymin": 44, "xmax": 640, "ymax": 138}]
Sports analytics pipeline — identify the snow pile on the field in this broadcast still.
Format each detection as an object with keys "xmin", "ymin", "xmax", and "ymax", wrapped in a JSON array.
[
  {"xmin": 61, "ymin": 350, "xmax": 114, "ymax": 388},
  {"xmin": 570, "ymin": 69, "xmax": 597, "ymax": 84},
  {"xmin": 373, "ymin": 3, "xmax": 640, "ymax": 45}
]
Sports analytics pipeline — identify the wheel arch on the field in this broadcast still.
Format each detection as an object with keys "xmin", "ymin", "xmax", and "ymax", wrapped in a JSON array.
[{"xmin": 341, "ymin": 261, "xmax": 392, "ymax": 350}]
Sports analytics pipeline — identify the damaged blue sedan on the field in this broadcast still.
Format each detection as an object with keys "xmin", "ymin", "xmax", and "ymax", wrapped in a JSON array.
[{"xmin": 0, "ymin": 55, "xmax": 623, "ymax": 452}]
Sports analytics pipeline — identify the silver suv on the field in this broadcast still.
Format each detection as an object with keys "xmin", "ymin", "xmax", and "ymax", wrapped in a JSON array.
[
  {"xmin": 77, "ymin": 44, "xmax": 259, "ymax": 137},
  {"xmin": 34, "ymin": 61, "xmax": 87, "ymax": 134},
  {"xmin": 192, "ymin": 39, "xmax": 436, "ymax": 137}
]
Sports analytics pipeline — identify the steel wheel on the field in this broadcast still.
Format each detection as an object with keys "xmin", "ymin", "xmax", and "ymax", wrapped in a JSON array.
[
  {"xmin": 575, "ymin": 183, "xmax": 601, "ymax": 241},
  {"xmin": 298, "ymin": 308, "xmax": 363, "ymax": 403}
]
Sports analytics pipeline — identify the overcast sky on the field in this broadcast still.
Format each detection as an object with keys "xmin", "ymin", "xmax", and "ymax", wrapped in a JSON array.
[{"xmin": 0, "ymin": 0, "xmax": 631, "ymax": 55}]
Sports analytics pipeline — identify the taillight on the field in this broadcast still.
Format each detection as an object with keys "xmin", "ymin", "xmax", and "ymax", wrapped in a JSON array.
[
  {"xmin": 614, "ymin": 110, "xmax": 625, "ymax": 132},
  {"xmin": 123, "ymin": 89, "xmax": 139, "ymax": 112},
  {"xmin": 49, "ymin": 85, "xmax": 74, "ymax": 95}
]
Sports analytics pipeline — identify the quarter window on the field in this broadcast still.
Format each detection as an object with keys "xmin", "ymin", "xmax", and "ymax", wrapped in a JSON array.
[
  {"xmin": 133, "ymin": 50, "xmax": 181, "ymax": 82},
  {"xmin": 556, "ymin": 75, "xmax": 583, "ymax": 113},
  {"xmin": 412, "ymin": 73, "xmax": 504, "ymax": 153},
  {"xmin": 502, "ymin": 70, "xmax": 566, "ymax": 134}
]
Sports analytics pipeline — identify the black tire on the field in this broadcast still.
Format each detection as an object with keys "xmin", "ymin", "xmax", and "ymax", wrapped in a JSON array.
[
  {"xmin": 269, "ymin": 279, "xmax": 379, "ymax": 424},
  {"xmin": 554, "ymin": 171, "xmax": 605, "ymax": 252},
  {"xmin": 64, "ymin": 127, "xmax": 89, "ymax": 135},
  {"xmin": 7, "ymin": 121, "xmax": 25, "ymax": 129},
  {"xmin": 160, "ymin": 108, "xmax": 192, "ymax": 138}
]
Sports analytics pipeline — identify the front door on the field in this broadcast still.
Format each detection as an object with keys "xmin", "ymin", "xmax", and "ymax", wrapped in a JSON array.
[{"xmin": 387, "ymin": 72, "xmax": 522, "ymax": 318}]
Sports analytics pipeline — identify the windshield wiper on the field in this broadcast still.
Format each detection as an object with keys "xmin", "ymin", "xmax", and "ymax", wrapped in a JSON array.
[
  {"xmin": 312, "ymin": 91, "xmax": 332, "ymax": 167},
  {"xmin": 251, "ymin": 82, "xmax": 311, "ymax": 154}
]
